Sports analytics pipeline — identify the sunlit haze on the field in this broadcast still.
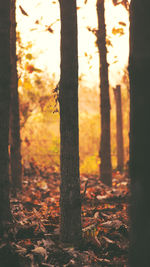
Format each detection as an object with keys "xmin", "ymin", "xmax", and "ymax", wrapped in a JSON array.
[{"xmin": 16, "ymin": 0, "xmax": 129, "ymax": 87}]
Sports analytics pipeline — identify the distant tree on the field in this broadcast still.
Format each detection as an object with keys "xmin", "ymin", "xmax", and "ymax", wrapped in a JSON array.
[
  {"xmin": 9, "ymin": 0, "xmax": 22, "ymax": 190},
  {"xmin": 129, "ymin": 0, "xmax": 150, "ymax": 266},
  {"xmin": 96, "ymin": 0, "xmax": 112, "ymax": 186},
  {"xmin": 58, "ymin": 0, "xmax": 82, "ymax": 244},
  {"xmin": 113, "ymin": 85, "xmax": 124, "ymax": 172},
  {"xmin": 0, "ymin": 0, "xmax": 11, "ymax": 231}
]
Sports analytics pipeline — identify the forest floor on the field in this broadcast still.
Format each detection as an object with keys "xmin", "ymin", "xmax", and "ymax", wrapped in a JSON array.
[{"xmin": 0, "ymin": 170, "xmax": 130, "ymax": 267}]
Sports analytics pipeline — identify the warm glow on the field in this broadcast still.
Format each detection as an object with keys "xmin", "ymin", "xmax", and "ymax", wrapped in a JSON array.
[
  {"xmin": 17, "ymin": 0, "xmax": 130, "ymax": 174},
  {"xmin": 16, "ymin": 0, "xmax": 129, "ymax": 87}
]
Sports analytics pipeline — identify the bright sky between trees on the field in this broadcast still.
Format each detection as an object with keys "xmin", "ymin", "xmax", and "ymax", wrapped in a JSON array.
[{"xmin": 16, "ymin": 0, "xmax": 129, "ymax": 88}]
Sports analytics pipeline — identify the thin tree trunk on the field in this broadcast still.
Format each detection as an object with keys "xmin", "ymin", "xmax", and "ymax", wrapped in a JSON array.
[
  {"xmin": 113, "ymin": 85, "xmax": 124, "ymax": 172},
  {"xmin": 59, "ymin": 0, "xmax": 82, "ymax": 245},
  {"xmin": 0, "ymin": 0, "xmax": 11, "ymax": 231},
  {"xmin": 10, "ymin": 0, "xmax": 22, "ymax": 190},
  {"xmin": 129, "ymin": 0, "xmax": 150, "ymax": 266},
  {"xmin": 96, "ymin": 0, "xmax": 112, "ymax": 186}
]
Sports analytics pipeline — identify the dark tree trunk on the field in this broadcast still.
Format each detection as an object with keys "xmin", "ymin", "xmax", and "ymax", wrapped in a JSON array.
[
  {"xmin": 96, "ymin": 0, "xmax": 112, "ymax": 186},
  {"xmin": 129, "ymin": 0, "xmax": 150, "ymax": 266},
  {"xmin": 59, "ymin": 0, "xmax": 82, "ymax": 245},
  {"xmin": 10, "ymin": 0, "xmax": 22, "ymax": 190},
  {"xmin": 113, "ymin": 85, "xmax": 124, "ymax": 172},
  {"xmin": 0, "ymin": 0, "xmax": 11, "ymax": 231}
]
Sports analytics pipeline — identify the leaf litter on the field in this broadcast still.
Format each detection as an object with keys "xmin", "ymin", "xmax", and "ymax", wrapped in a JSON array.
[{"xmin": 0, "ymin": 170, "xmax": 129, "ymax": 266}]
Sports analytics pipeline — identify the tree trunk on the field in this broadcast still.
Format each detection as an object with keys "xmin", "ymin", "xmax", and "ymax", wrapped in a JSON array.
[
  {"xmin": 9, "ymin": 0, "xmax": 22, "ymax": 190},
  {"xmin": 96, "ymin": 0, "xmax": 112, "ymax": 186},
  {"xmin": 129, "ymin": 0, "xmax": 150, "ymax": 266},
  {"xmin": 113, "ymin": 85, "xmax": 124, "ymax": 172},
  {"xmin": 59, "ymin": 0, "xmax": 82, "ymax": 245},
  {"xmin": 0, "ymin": 0, "xmax": 11, "ymax": 231}
]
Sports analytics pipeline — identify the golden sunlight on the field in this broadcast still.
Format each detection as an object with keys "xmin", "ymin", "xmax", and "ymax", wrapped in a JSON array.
[
  {"xmin": 16, "ymin": 0, "xmax": 129, "ymax": 87},
  {"xmin": 16, "ymin": 0, "xmax": 130, "ymax": 175}
]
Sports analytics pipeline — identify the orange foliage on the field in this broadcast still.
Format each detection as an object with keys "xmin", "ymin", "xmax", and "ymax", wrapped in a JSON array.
[
  {"xmin": 19, "ymin": 74, "xmax": 129, "ymax": 175},
  {"xmin": 25, "ymin": 64, "xmax": 34, "ymax": 73},
  {"xmin": 17, "ymin": 37, "xmax": 129, "ymax": 176}
]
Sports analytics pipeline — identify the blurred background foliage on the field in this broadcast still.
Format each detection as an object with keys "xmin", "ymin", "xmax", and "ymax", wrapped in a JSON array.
[{"xmin": 17, "ymin": 30, "xmax": 129, "ymax": 176}]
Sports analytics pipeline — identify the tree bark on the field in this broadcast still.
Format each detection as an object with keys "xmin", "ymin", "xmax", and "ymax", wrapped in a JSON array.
[
  {"xmin": 59, "ymin": 0, "xmax": 82, "ymax": 245},
  {"xmin": 9, "ymin": 0, "xmax": 22, "ymax": 190},
  {"xmin": 113, "ymin": 85, "xmax": 124, "ymax": 172},
  {"xmin": 96, "ymin": 0, "xmax": 112, "ymax": 186},
  {"xmin": 0, "ymin": 0, "xmax": 11, "ymax": 231},
  {"xmin": 129, "ymin": 0, "xmax": 150, "ymax": 266}
]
